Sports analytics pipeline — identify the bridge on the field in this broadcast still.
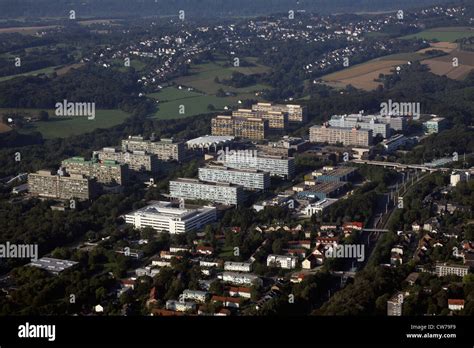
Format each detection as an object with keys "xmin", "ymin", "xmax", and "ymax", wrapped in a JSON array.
[
  {"xmin": 361, "ymin": 228, "xmax": 389, "ymax": 233},
  {"xmin": 351, "ymin": 159, "xmax": 451, "ymax": 173}
]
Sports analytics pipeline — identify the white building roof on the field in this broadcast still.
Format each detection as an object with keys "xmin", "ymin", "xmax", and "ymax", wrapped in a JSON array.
[{"xmin": 186, "ymin": 135, "xmax": 235, "ymax": 147}]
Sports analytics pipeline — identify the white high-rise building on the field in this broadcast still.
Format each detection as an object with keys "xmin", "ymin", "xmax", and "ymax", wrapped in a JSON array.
[
  {"xmin": 169, "ymin": 178, "xmax": 246, "ymax": 205},
  {"xmin": 199, "ymin": 165, "xmax": 270, "ymax": 190},
  {"xmin": 220, "ymin": 153, "xmax": 295, "ymax": 179}
]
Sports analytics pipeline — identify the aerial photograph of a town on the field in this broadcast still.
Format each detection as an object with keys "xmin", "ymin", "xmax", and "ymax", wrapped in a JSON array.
[{"xmin": 0, "ymin": 0, "xmax": 472, "ymax": 346}]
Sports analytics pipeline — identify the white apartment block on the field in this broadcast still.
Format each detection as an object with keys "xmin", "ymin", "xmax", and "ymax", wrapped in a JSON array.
[
  {"xmin": 220, "ymin": 272, "xmax": 263, "ymax": 286},
  {"xmin": 182, "ymin": 289, "xmax": 208, "ymax": 303},
  {"xmin": 435, "ymin": 263, "xmax": 469, "ymax": 277},
  {"xmin": 309, "ymin": 124, "xmax": 372, "ymax": 147},
  {"xmin": 267, "ymin": 254, "xmax": 298, "ymax": 269},
  {"xmin": 94, "ymin": 147, "xmax": 160, "ymax": 173},
  {"xmin": 224, "ymin": 261, "xmax": 253, "ymax": 272},
  {"xmin": 169, "ymin": 178, "xmax": 246, "ymax": 205},
  {"xmin": 329, "ymin": 115, "xmax": 390, "ymax": 138},
  {"xmin": 198, "ymin": 165, "xmax": 270, "ymax": 190},
  {"xmin": 221, "ymin": 153, "xmax": 295, "ymax": 179},
  {"xmin": 124, "ymin": 201, "xmax": 216, "ymax": 234},
  {"xmin": 165, "ymin": 300, "xmax": 196, "ymax": 312}
]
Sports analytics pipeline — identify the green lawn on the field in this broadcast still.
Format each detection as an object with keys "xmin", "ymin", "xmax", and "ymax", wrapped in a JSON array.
[
  {"xmin": 218, "ymin": 246, "xmax": 234, "ymax": 258},
  {"xmin": 148, "ymin": 57, "xmax": 271, "ymax": 119},
  {"xmin": 0, "ymin": 65, "xmax": 60, "ymax": 82},
  {"xmin": 149, "ymin": 88, "xmax": 257, "ymax": 119},
  {"xmin": 401, "ymin": 27, "xmax": 474, "ymax": 42},
  {"xmin": 11, "ymin": 109, "xmax": 131, "ymax": 139},
  {"xmin": 173, "ymin": 57, "xmax": 270, "ymax": 95}
]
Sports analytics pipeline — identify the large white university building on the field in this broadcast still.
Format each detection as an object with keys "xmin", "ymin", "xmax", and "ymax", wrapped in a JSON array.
[{"xmin": 124, "ymin": 201, "xmax": 216, "ymax": 234}]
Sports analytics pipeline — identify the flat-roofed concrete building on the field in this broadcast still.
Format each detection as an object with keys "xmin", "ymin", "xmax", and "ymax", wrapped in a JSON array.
[
  {"xmin": 220, "ymin": 271, "xmax": 263, "ymax": 286},
  {"xmin": 232, "ymin": 109, "xmax": 288, "ymax": 130},
  {"xmin": 312, "ymin": 166, "xmax": 357, "ymax": 183},
  {"xmin": 382, "ymin": 134, "xmax": 410, "ymax": 153},
  {"xmin": 267, "ymin": 254, "xmax": 298, "ymax": 269},
  {"xmin": 435, "ymin": 262, "xmax": 469, "ymax": 277},
  {"xmin": 309, "ymin": 124, "xmax": 372, "ymax": 147},
  {"xmin": 198, "ymin": 165, "xmax": 270, "ymax": 190},
  {"xmin": 423, "ymin": 117, "xmax": 447, "ymax": 134},
  {"xmin": 93, "ymin": 147, "xmax": 160, "ymax": 173},
  {"xmin": 29, "ymin": 257, "xmax": 78, "ymax": 275},
  {"xmin": 293, "ymin": 181, "xmax": 347, "ymax": 200},
  {"xmin": 329, "ymin": 114, "xmax": 390, "ymax": 138},
  {"xmin": 61, "ymin": 157, "xmax": 129, "ymax": 185},
  {"xmin": 169, "ymin": 178, "xmax": 246, "ymax": 206},
  {"xmin": 221, "ymin": 153, "xmax": 295, "ymax": 179},
  {"xmin": 122, "ymin": 136, "xmax": 185, "ymax": 161},
  {"xmin": 211, "ymin": 115, "xmax": 268, "ymax": 140},
  {"xmin": 224, "ymin": 261, "xmax": 253, "ymax": 272},
  {"xmin": 124, "ymin": 201, "xmax": 217, "ymax": 234},
  {"xmin": 252, "ymin": 103, "xmax": 307, "ymax": 123},
  {"xmin": 28, "ymin": 170, "xmax": 96, "ymax": 200},
  {"xmin": 257, "ymin": 136, "xmax": 310, "ymax": 157}
]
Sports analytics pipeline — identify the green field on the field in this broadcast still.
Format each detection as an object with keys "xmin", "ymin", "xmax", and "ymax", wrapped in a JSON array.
[
  {"xmin": 0, "ymin": 65, "xmax": 60, "ymax": 82},
  {"xmin": 174, "ymin": 58, "xmax": 269, "ymax": 95},
  {"xmin": 401, "ymin": 27, "xmax": 474, "ymax": 42},
  {"xmin": 149, "ymin": 87, "xmax": 259, "ymax": 119},
  {"xmin": 4, "ymin": 108, "xmax": 131, "ymax": 139},
  {"xmin": 149, "ymin": 57, "xmax": 270, "ymax": 119}
]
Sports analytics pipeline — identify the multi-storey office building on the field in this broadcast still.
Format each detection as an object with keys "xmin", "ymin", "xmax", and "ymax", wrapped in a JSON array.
[
  {"xmin": 61, "ymin": 157, "xmax": 129, "ymax": 185},
  {"xmin": 309, "ymin": 124, "xmax": 372, "ymax": 147},
  {"xmin": 122, "ymin": 136, "xmax": 185, "ymax": 161},
  {"xmin": 124, "ymin": 201, "xmax": 217, "ymax": 234},
  {"xmin": 232, "ymin": 109, "xmax": 288, "ymax": 130},
  {"xmin": 423, "ymin": 117, "xmax": 447, "ymax": 134},
  {"xmin": 335, "ymin": 113, "xmax": 406, "ymax": 132},
  {"xmin": 329, "ymin": 115, "xmax": 390, "ymax": 138},
  {"xmin": 93, "ymin": 147, "xmax": 160, "ymax": 173},
  {"xmin": 198, "ymin": 165, "xmax": 270, "ymax": 190},
  {"xmin": 28, "ymin": 170, "xmax": 96, "ymax": 200},
  {"xmin": 169, "ymin": 178, "xmax": 246, "ymax": 206},
  {"xmin": 251, "ymin": 103, "xmax": 307, "ymax": 123},
  {"xmin": 221, "ymin": 153, "xmax": 295, "ymax": 179},
  {"xmin": 211, "ymin": 115, "xmax": 268, "ymax": 140}
]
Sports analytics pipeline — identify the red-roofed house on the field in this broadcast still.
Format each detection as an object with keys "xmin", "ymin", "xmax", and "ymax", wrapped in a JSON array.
[
  {"xmin": 211, "ymin": 296, "xmax": 242, "ymax": 308},
  {"xmin": 448, "ymin": 299, "xmax": 465, "ymax": 311},
  {"xmin": 228, "ymin": 287, "xmax": 251, "ymax": 299},
  {"xmin": 197, "ymin": 245, "xmax": 214, "ymax": 255},
  {"xmin": 343, "ymin": 222, "xmax": 363, "ymax": 231}
]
